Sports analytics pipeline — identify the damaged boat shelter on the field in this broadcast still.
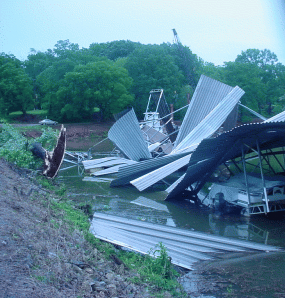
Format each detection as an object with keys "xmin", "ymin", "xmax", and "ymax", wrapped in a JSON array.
[{"xmin": 81, "ymin": 74, "xmax": 285, "ymax": 216}]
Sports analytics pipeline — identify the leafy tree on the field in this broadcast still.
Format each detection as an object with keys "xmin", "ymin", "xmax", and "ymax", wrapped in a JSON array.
[
  {"xmin": 53, "ymin": 39, "xmax": 80, "ymax": 58},
  {"xmin": 125, "ymin": 44, "xmax": 185, "ymax": 118},
  {"xmin": 89, "ymin": 40, "xmax": 139, "ymax": 61},
  {"xmin": 235, "ymin": 49, "xmax": 278, "ymax": 69},
  {"xmin": 48, "ymin": 60, "xmax": 133, "ymax": 121},
  {"xmin": 36, "ymin": 59, "xmax": 77, "ymax": 109},
  {"xmin": 198, "ymin": 62, "xmax": 225, "ymax": 82},
  {"xmin": 0, "ymin": 54, "xmax": 34, "ymax": 116},
  {"xmin": 24, "ymin": 49, "xmax": 55, "ymax": 80},
  {"xmin": 234, "ymin": 49, "xmax": 285, "ymax": 117},
  {"xmin": 162, "ymin": 42, "xmax": 202, "ymax": 88}
]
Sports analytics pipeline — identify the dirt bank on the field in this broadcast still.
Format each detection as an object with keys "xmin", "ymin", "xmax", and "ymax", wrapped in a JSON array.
[{"xmin": 0, "ymin": 158, "xmax": 154, "ymax": 298}]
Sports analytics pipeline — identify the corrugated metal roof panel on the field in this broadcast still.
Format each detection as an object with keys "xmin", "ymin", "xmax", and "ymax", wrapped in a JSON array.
[
  {"xmin": 175, "ymin": 75, "xmax": 234, "ymax": 147},
  {"xmin": 131, "ymin": 154, "xmax": 192, "ymax": 191},
  {"xmin": 265, "ymin": 110, "xmax": 285, "ymax": 123},
  {"xmin": 83, "ymin": 158, "xmax": 136, "ymax": 170},
  {"xmin": 108, "ymin": 108, "xmax": 151, "ymax": 161},
  {"xmin": 82, "ymin": 157, "xmax": 119, "ymax": 170},
  {"xmin": 83, "ymin": 177, "xmax": 113, "ymax": 182},
  {"xmin": 141, "ymin": 125, "xmax": 168, "ymax": 143},
  {"xmin": 172, "ymin": 86, "xmax": 245, "ymax": 154},
  {"xmin": 165, "ymin": 173, "xmax": 186, "ymax": 194},
  {"xmin": 110, "ymin": 152, "xmax": 189, "ymax": 187},
  {"xmin": 90, "ymin": 213, "xmax": 281, "ymax": 270},
  {"xmin": 93, "ymin": 165, "xmax": 123, "ymax": 176}
]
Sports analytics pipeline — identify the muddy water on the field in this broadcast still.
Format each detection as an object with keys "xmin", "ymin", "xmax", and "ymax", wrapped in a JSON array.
[{"xmin": 58, "ymin": 165, "xmax": 285, "ymax": 297}]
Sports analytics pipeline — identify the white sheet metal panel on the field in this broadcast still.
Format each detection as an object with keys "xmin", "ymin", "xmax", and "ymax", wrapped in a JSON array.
[
  {"xmin": 148, "ymin": 142, "xmax": 161, "ymax": 152},
  {"xmin": 165, "ymin": 173, "xmax": 186, "ymax": 194},
  {"xmin": 131, "ymin": 154, "xmax": 192, "ymax": 191},
  {"xmin": 172, "ymin": 86, "xmax": 245, "ymax": 154},
  {"xmin": 110, "ymin": 152, "xmax": 189, "ymax": 187},
  {"xmin": 264, "ymin": 110, "xmax": 285, "ymax": 123},
  {"xmin": 82, "ymin": 157, "xmax": 119, "ymax": 170},
  {"xmin": 83, "ymin": 158, "xmax": 136, "ymax": 170},
  {"xmin": 90, "ymin": 213, "xmax": 281, "ymax": 270},
  {"xmin": 83, "ymin": 177, "xmax": 113, "ymax": 182},
  {"xmin": 108, "ymin": 108, "xmax": 151, "ymax": 161},
  {"xmin": 93, "ymin": 165, "xmax": 122, "ymax": 176},
  {"xmin": 175, "ymin": 75, "xmax": 234, "ymax": 147},
  {"xmin": 141, "ymin": 125, "xmax": 168, "ymax": 143}
]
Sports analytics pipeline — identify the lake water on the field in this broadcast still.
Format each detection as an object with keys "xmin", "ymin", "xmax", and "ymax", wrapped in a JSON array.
[{"xmin": 58, "ymin": 164, "xmax": 285, "ymax": 297}]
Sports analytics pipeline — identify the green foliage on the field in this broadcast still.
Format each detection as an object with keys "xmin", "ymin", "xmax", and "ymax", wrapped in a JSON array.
[
  {"xmin": 51, "ymin": 200, "xmax": 90, "ymax": 232},
  {"xmin": 15, "ymin": 39, "xmax": 285, "ymax": 123},
  {"xmin": 0, "ymin": 124, "xmax": 57, "ymax": 169},
  {"xmin": 89, "ymin": 40, "xmax": 139, "ymax": 61},
  {"xmin": 0, "ymin": 54, "xmax": 34, "ymax": 116},
  {"xmin": 201, "ymin": 49, "xmax": 285, "ymax": 122},
  {"xmin": 119, "ymin": 242, "xmax": 181, "ymax": 295},
  {"xmin": 125, "ymin": 44, "xmax": 186, "ymax": 118},
  {"xmin": 48, "ymin": 60, "xmax": 134, "ymax": 121},
  {"xmin": 235, "ymin": 48, "xmax": 278, "ymax": 68}
]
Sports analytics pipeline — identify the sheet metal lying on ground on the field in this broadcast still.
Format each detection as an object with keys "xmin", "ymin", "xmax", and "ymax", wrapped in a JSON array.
[
  {"xmin": 108, "ymin": 108, "xmax": 151, "ymax": 161},
  {"xmin": 172, "ymin": 86, "xmax": 245, "ymax": 154},
  {"xmin": 110, "ymin": 152, "xmax": 189, "ymax": 187},
  {"xmin": 166, "ymin": 121, "xmax": 285, "ymax": 199},
  {"xmin": 174, "ymin": 75, "xmax": 234, "ymax": 147},
  {"xmin": 90, "ymin": 213, "xmax": 281, "ymax": 270}
]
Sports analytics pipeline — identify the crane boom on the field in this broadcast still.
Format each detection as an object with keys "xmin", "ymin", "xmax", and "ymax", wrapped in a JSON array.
[{"xmin": 172, "ymin": 29, "xmax": 196, "ymax": 89}]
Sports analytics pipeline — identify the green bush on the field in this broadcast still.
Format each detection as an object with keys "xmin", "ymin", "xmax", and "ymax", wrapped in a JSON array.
[{"xmin": 0, "ymin": 124, "xmax": 58, "ymax": 169}]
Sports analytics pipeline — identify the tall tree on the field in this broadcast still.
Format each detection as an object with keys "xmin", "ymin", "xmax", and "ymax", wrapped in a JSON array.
[
  {"xmin": 0, "ymin": 54, "xmax": 34, "ymax": 116},
  {"xmin": 235, "ymin": 49, "xmax": 285, "ymax": 116},
  {"xmin": 48, "ymin": 60, "xmax": 133, "ymax": 121},
  {"xmin": 125, "ymin": 44, "xmax": 185, "ymax": 118}
]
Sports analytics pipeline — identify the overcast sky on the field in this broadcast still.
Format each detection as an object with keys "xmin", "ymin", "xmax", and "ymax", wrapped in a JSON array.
[{"xmin": 1, "ymin": 0, "xmax": 285, "ymax": 65}]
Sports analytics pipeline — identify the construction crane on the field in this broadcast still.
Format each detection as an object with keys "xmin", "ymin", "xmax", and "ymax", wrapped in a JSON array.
[{"xmin": 172, "ymin": 29, "xmax": 196, "ymax": 90}]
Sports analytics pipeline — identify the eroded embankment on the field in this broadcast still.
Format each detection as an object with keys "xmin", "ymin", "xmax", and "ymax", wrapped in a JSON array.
[{"xmin": 0, "ymin": 159, "xmax": 155, "ymax": 297}]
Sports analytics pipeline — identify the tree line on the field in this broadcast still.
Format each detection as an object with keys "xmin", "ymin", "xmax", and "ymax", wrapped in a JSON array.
[{"xmin": 1, "ymin": 39, "xmax": 285, "ymax": 122}]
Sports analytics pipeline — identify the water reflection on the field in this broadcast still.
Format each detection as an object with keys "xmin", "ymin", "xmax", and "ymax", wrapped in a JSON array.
[{"xmin": 58, "ymin": 164, "xmax": 285, "ymax": 248}]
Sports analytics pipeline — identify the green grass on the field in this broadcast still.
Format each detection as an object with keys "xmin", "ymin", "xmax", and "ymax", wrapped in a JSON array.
[
  {"xmin": 1, "ymin": 109, "xmax": 48, "ymax": 123},
  {"xmin": 9, "ymin": 109, "xmax": 48, "ymax": 116},
  {"xmin": 229, "ymin": 148, "xmax": 285, "ymax": 176}
]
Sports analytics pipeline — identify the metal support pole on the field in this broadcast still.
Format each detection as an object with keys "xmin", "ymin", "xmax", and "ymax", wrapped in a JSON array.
[
  {"xmin": 145, "ymin": 93, "xmax": 152, "ymax": 115},
  {"xmin": 256, "ymin": 140, "xmax": 269, "ymax": 214},
  {"xmin": 269, "ymin": 149, "xmax": 285, "ymax": 173},
  {"xmin": 241, "ymin": 144, "xmax": 251, "ymax": 205},
  {"xmin": 155, "ymin": 90, "xmax": 164, "ymax": 113}
]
